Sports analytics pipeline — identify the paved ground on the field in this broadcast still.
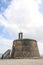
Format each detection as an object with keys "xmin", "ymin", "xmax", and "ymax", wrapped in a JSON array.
[{"xmin": 0, "ymin": 59, "xmax": 43, "ymax": 65}]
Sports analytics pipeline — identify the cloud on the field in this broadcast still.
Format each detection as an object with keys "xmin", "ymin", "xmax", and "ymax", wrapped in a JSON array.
[
  {"xmin": 2, "ymin": 0, "xmax": 43, "ymax": 40},
  {"xmin": 38, "ymin": 41, "xmax": 43, "ymax": 55},
  {"xmin": 0, "ymin": 36, "xmax": 12, "ymax": 53},
  {"xmin": 0, "ymin": 0, "xmax": 43, "ymax": 54},
  {"xmin": 39, "ymin": 0, "xmax": 43, "ymax": 15},
  {"xmin": 35, "ymin": 0, "xmax": 41, "ymax": 4},
  {"xmin": 0, "ymin": 0, "xmax": 12, "ymax": 13}
]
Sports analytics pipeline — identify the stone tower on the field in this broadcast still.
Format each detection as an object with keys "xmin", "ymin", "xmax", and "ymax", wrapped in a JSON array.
[{"xmin": 11, "ymin": 32, "xmax": 40, "ymax": 59}]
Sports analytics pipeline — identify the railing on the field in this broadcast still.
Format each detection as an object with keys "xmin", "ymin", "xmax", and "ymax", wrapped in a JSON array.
[{"xmin": 2, "ymin": 49, "xmax": 11, "ymax": 59}]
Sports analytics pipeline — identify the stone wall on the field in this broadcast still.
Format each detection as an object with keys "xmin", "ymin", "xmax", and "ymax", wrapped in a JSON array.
[{"xmin": 11, "ymin": 39, "xmax": 40, "ymax": 59}]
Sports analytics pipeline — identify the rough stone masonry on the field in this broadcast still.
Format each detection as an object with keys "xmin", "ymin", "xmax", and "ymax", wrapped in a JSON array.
[{"xmin": 11, "ymin": 32, "xmax": 40, "ymax": 59}]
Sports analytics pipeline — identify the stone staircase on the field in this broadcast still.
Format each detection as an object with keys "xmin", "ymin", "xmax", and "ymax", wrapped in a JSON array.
[{"xmin": 2, "ymin": 49, "xmax": 11, "ymax": 59}]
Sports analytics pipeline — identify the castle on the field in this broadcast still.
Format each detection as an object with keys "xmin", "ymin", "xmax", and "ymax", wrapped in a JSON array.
[{"xmin": 2, "ymin": 32, "xmax": 40, "ymax": 59}]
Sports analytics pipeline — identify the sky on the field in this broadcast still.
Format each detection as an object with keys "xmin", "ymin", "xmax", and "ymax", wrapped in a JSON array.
[{"xmin": 0, "ymin": 0, "xmax": 43, "ymax": 55}]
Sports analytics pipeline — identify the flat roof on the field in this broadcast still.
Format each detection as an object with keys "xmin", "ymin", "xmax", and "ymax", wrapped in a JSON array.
[{"xmin": 13, "ymin": 38, "xmax": 37, "ymax": 42}]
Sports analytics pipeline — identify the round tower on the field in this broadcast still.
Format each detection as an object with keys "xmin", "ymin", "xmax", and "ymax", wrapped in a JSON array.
[{"xmin": 11, "ymin": 32, "xmax": 40, "ymax": 59}]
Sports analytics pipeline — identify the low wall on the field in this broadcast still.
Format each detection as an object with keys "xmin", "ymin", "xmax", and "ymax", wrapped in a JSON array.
[{"xmin": 0, "ymin": 59, "xmax": 43, "ymax": 65}]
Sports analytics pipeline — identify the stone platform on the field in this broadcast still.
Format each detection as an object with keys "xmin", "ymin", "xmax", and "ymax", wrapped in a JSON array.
[{"xmin": 0, "ymin": 59, "xmax": 43, "ymax": 65}]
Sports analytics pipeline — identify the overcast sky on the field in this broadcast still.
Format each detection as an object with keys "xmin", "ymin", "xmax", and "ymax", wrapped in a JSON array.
[{"xmin": 0, "ymin": 0, "xmax": 43, "ymax": 55}]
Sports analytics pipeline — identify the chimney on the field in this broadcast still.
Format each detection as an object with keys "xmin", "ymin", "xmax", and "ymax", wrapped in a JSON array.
[{"xmin": 18, "ymin": 32, "xmax": 23, "ymax": 39}]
